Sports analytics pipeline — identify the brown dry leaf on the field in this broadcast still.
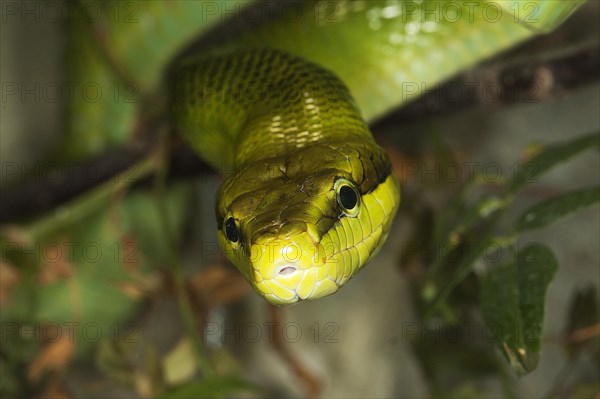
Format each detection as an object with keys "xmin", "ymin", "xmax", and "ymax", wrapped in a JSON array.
[
  {"xmin": 38, "ymin": 241, "xmax": 75, "ymax": 285},
  {"xmin": 28, "ymin": 330, "xmax": 75, "ymax": 382},
  {"xmin": 189, "ymin": 264, "xmax": 231, "ymax": 291},
  {"xmin": 569, "ymin": 323, "xmax": 600, "ymax": 344},
  {"xmin": 208, "ymin": 277, "xmax": 252, "ymax": 308},
  {"xmin": 134, "ymin": 370, "xmax": 154, "ymax": 399},
  {"xmin": 115, "ymin": 272, "xmax": 162, "ymax": 299},
  {"xmin": 0, "ymin": 261, "xmax": 21, "ymax": 306},
  {"xmin": 119, "ymin": 233, "xmax": 141, "ymax": 273},
  {"xmin": 188, "ymin": 264, "xmax": 251, "ymax": 308},
  {"xmin": 115, "ymin": 282, "xmax": 146, "ymax": 300}
]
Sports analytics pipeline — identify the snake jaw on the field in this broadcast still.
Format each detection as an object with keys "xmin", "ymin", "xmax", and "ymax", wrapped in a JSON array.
[{"xmin": 246, "ymin": 232, "xmax": 340, "ymax": 305}]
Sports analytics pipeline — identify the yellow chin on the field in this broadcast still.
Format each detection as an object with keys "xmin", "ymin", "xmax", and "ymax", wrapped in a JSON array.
[{"xmin": 250, "ymin": 231, "xmax": 340, "ymax": 305}]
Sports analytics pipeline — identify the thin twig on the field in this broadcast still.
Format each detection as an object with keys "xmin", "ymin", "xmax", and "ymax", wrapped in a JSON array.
[
  {"xmin": 268, "ymin": 305, "xmax": 322, "ymax": 398},
  {"xmin": 1, "ymin": 158, "xmax": 156, "ymax": 242},
  {"xmin": 153, "ymin": 127, "xmax": 215, "ymax": 379},
  {"xmin": 544, "ymin": 323, "xmax": 600, "ymax": 345}
]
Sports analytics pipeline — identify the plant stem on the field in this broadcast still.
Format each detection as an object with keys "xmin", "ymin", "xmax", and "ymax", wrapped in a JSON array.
[
  {"xmin": 495, "ymin": 351, "xmax": 517, "ymax": 399},
  {"xmin": 15, "ymin": 159, "xmax": 156, "ymax": 241},
  {"xmin": 153, "ymin": 129, "xmax": 215, "ymax": 379}
]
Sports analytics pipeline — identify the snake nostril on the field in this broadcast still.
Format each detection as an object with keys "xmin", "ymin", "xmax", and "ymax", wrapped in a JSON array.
[{"xmin": 278, "ymin": 266, "xmax": 297, "ymax": 276}]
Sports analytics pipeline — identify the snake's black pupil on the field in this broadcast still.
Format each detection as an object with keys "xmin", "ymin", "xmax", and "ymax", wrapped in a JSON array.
[
  {"xmin": 225, "ymin": 217, "xmax": 239, "ymax": 242},
  {"xmin": 339, "ymin": 185, "xmax": 358, "ymax": 210}
]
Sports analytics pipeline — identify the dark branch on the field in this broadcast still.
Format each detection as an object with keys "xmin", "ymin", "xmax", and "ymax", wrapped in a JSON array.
[
  {"xmin": 0, "ymin": 142, "xmax": 214, "ymax": 224},
  {"xmin": 372, "ymin": 41, "xmax": 600, "ymax": 126},
  {"xmin": 1, "ymin": 42, "xmax": 598, "ymax": 224}
]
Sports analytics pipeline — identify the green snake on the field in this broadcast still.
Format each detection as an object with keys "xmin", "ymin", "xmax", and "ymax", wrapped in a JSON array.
[{"xmin": 169, "ymin": 0, "xmax": 585, "ymax": 305}]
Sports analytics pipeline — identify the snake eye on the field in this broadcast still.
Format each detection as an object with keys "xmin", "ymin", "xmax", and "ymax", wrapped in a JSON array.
[
  {"xmin": 225, "ymin": 217, "xmax": 240, "ymax": 243},
  {"xmin": 335, "ymin": 178, "xmax": 360, "ymax": 217},
  {"xmin": 339, "ymin": 185, "xmax": 357, "ymax": 209}
]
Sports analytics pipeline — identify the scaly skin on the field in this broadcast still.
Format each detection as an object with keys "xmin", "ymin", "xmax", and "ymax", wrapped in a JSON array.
[
  {"xmin": 169, "ymin": 1, "xmax": 585, "ymax": 304},
  {"xmin": 172, "ymin": 49, "xmax": 400, "ymax": 304}
]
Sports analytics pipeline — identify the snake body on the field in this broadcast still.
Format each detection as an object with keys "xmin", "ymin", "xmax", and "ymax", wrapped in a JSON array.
[
  {"xmin": 169, "ymin": 1, "xmax": 585, "ymax": 304},
  {"xmin": 172, "ymin": 49, "xmax": 399, "ymax": 304}
]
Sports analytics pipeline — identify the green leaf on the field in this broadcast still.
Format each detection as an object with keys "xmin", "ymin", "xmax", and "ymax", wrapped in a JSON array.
[
  {"xmin": 516, "ymin": 186, "xmax": 600, "ymax": 231},
  {"xmin": 481, "ymin": 243, "xmax": 558, "ymax": 375},
  {"xmin": 509, "ymin": 132, "xmax": 599, "ymax": 192},
  {"xmin": 425, "ymin": 239, "xmax": 494, "ymax": 318},
  {"xmin": 159, "ymin": 376, "xmax": 259, "ymax": 399},
  {"xmin": 64, "ymin": 9, "xmax": 138, "ymax": 160},
  {"xmin": 453, "ymin": 196, "xmax": 510, "ymax": 236}
]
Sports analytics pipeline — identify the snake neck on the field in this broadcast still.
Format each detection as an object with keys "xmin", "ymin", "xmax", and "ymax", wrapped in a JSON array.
[{"xmin": 171, "ymin": 48, "xmax": 373, "ymax": 170}]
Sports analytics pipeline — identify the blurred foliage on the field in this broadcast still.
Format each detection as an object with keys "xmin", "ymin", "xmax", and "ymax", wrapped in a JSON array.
[
  {"xmin": 63, "ymin": 0, "xmax": 253, "ymax": 159},
  {"xmin": 400, "ymin": 129, "xmax": 599, "ymax": 396}
]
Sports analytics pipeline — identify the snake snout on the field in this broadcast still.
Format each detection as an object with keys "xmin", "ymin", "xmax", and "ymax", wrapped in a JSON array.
[
  {"xmin": 248, "ymin": 231, "xmax": 339, "ymax": 305},
  {"xmin": 249, "ymin": 235, "xmax": 314, "ymax": 281}
]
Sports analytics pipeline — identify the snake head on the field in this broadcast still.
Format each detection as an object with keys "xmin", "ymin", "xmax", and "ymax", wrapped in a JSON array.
[{"xmin": 215, "ymin": 138, "xmax": 400, "ymax": 305}]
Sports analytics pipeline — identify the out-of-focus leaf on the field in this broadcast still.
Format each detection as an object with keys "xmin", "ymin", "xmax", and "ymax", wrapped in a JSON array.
[
  {"xmin": 445, "ymin": 383, "xmax": 483, "ymax": 399},
  {"xmin": 453, "ymin": 196, "xmax": 509, "ymax": 236},
  {"xmin": 27, "ymin": 333, "xmax": 74, "ymax": 382},
  {"xmin": 516, "ymin": 186, "xmax": 600, "ymax": 231},
  {"xmin": 410, "ymin": 323, "xmax": 498, "ymax": 388},
  {"xmin": 159, "ymin": 376, "xmax": 259, "ymax": 399},
  {"xmin": 163, "ymin": 338, "xmax": 197, "ymax": 386},
  {"xmin": 64, "ymin": 9, "xmax": 138, "ymax": 160},
  {"xmin": 64, "ymin": 1, "xmax": 256, "ymax": 159},
  {"xmin": 0, "ymin": 358, "xmax": 28, "ymax": 399},
  {"xmin": 509, "ymin": 132, "xmax": 599, "ymax": 192},
  {"xmin": 3, "ymin": 183, "xmax": 193, "ymax": 355},
  {"xmin": 481, "ymin": 243, "xmax": 558, "ymax": 375},
  {"xmin": 95, "ymin": 337, "xmax": 163, "ymax": 397},
  {"xmin": 426, "ymin": 239, "xmax": 493, "ymax": 317}
]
